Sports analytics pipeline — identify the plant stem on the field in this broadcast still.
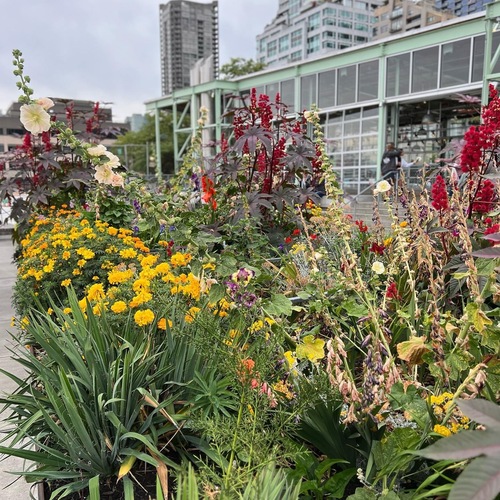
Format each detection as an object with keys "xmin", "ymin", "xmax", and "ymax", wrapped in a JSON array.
[{"xmin": 224, "ymin": 390, "xmax": 245, "ymax": 491}]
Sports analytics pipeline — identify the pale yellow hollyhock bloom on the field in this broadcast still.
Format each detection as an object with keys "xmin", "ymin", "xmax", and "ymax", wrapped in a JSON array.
[
  {"xmin": 94, "ymin": 164, "xmax": 114, "ymax": 184},
  {"xmin": 110, "ymin": 173, "xmax": 125, "ymax": 188},
  {"xmin": 373, "ymin": 180, "xmax": 391, "ymax": 195},
  {"xmin": 103, "ymin": 151, "xmax": 120, "ymax": 169},
  {"xmin": 36, "ymin": 97, "xmax": 54, "ymax": 110},
  {"xmin": 87, "ymin": 144, "xmax": 108, "ymax": 157},
  {"xmin": 372, "ymin": 261, "xmax": 385, "ymax": 274},
  {"xmin": 20, "ymin": 103, "xmax": 51, "ymax": 135}
]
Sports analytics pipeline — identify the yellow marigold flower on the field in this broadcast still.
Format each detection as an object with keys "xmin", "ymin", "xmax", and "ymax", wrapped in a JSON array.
[
  {"xmin": 76, "ymin": 247, "xmax": 95, "ymax": 260},
  {"xmin": 43, "ymin": 260, "xmax": 55, "ymax": 273},
  {"xmin": 132, "ymin": 278, "xmax": 151, "ymax": 293},
  {"xmin": 108, "ymin": 268, "xmax": 134, "ymax": 285},
  {"xmin": 185, "ymin": 306, "xmax": 201, "ymax": 323},
  {"xmin": 433, "ymin": 424, "xmax": 452, "ymax": 437},
  {"xmin": 92, "ymin": 303, "xmax": 106, "ymax": 316},
  {"xmin": 155, "ymin": 262, "xmax": 171, "ymax": 275},
  {"xmin": 157, "ymin": 318, "xmax": 173, "ymax": 330},
  {"xmin": 171, "ymin": 252, "xmax": 192, "ymax": 267},
  {"xmin": 129, "ymin": 291, "xmax": 153, "ymax": 308},
  {"xmin": 87, "ymin": 283, "xmax": 105, "ymax": 302},
  {"xmin": 63, "ymin": 307, "xmax": 72, "ymax": 314},
  {"xmin": 80, "ymin": 219, "xmax": 89, "ymax": 226},
  {"xmin": 47, "ymin": 308, "xmax": 53, "ymax": 315},
  {"xmin": 73, "ymin": 268, "xmax": 82, "ymax": 276},
  {"xmin": 108, "ymin": 227, "xmax": 118, "ymax": 236},
  {"xmin": 134, "ymin": 309, "xmax": 155, "ymax": 327},
  {"xmin": 139, "ymin": 267, "xmax": 157, "ymax": 280},
  {"xmin": 62, "ymin": 251, "xmax": 71, "ymax": 260},
  {"xmin": 111, "ymin": 301, "xmax": 127, "ymax": 314},
  {"xmin": 140, "ymin": 254, "xmax": 158, "ymax": 267},
  {"xmin": 399, "ymin": 221, "xmax": 408, "ymax": 228},
  {"xmin": 120, "ymin": 248, "xmax": 138, "ymax": 259},
  {"xmin": 78, "ymin": 298, "xmax": 89, "ymax": 312},
  {"xmin": 77, "ymin": 259, "xmax": 87, "ymax": 268},
  {"xmin": 273, "ymin": 380, "xmax": 294, "ymax": 400}
]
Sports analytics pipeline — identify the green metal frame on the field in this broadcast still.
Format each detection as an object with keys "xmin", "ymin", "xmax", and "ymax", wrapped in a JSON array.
[{"xmin": 145, "ymin": 5, "xmax": 500, "ymax": 176}]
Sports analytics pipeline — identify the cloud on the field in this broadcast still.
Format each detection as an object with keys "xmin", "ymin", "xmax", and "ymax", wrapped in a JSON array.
[{"xmin": 0, "ymin": 0, "xmax": 277, "ymax": 122}]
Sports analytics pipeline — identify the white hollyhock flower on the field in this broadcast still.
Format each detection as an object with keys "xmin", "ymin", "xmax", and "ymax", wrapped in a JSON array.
[
  {"xmin": 103, "ymin": 151, "xmax": 120, "ymax": 169},
  {"xmin": 36, "ymin": 97, "xmax": 54, "ymax": 110},
  {"xmin": 87, "ymin": 144, "xmax": 108, "ymax": 157},
  {"xmin": 94, "ymin": 164, "xmax": 114, "ymax": 184},
  {"xmin": 373, "ymin": 180, "xmax": 391, "ymax": 195},
  {"xmin": 371, "ymin": 261, "xmax": 385, "ymax": 275},
  {"xmin": 20, "ymin": 103, "xmax": 51, "ymax": 135}
]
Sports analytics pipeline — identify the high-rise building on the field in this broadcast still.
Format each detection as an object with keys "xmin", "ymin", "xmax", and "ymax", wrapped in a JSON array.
[
  {"xmin": 435, "ymin": 0, "xmax": 491, "ymax": 16},
  {"xmin": 373, "ymin": 0, "xmax": 455, "ymax": 40},
  {"xmin": 256, "ymin": 0, "xmax": 383, "ymax": 69},
  {"xmin": 159, "ymin": 0, "xmax": 219, "ymax": 96}
]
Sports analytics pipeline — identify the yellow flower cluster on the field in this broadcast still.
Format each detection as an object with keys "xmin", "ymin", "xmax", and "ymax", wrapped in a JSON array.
[{"xmin": 430, "ymin": 392, "xmax": 470, "ymax": 437}]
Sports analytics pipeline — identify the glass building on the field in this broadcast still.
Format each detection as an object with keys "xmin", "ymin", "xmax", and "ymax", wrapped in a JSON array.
[{"xmin": 147, "ymin": 3, "xmax": 500, "ymax": 195}]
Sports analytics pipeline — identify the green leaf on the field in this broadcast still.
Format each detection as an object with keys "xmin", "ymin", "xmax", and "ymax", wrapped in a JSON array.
[
  {"xmin": 208, "ymin": 283, "xmax": 226, "ymax": 303},
  {"xmin": 449, "ymin": 454, "xmax": 500, "ymax": 500},
  {"xmin": 418, "ymin": 429, "xmax": 500, "ymax": 460},
  {"xmin": 88, "ymin": 475, "xmax": 100, "ymax": 500},
  {"xmin": 457, "ymin": 399, "xmax": 500, "ymax": 430},
  {"xmin": 342, "ymin": 299, "xmax": 369, "ymax": 318},
  {"xmin": 324, "ymin": 467, "xmax": 357, "ymax": 498},
  {"xmin": 346, "ymin": 487, "xmax": 378, "ymax": 500},
  {"xmin": 263, "ymin": 293, "xmax": 293, "ymax": 316}
]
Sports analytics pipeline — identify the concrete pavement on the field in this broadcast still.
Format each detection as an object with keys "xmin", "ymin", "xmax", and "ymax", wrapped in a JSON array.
[{"xmin": 0, "ymin": 233, "xmax": 38, "ymax": 499}]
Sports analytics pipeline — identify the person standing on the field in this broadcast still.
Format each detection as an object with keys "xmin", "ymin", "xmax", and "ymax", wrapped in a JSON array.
[{"xmin": 380, "ymin": 142, "xmax": 402, "ymax": 185}]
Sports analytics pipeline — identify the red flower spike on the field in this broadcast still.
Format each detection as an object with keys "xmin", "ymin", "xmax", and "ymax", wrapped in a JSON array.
[{"xmin": 431, "ymin": 174, "xmax": 449, "ymax": 211}]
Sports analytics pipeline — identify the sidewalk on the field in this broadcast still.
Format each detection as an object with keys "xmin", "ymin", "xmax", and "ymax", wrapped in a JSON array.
[{"xmin": 0, "ymin": 233, "xmax": 37, "ymax": 499}]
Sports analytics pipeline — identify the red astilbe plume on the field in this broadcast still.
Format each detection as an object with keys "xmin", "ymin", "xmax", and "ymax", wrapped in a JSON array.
[
  {"xmin": 41, "ymin": 131, "xmax": 51, "ymax": 152},
  {"xmin": 20, "ymin": 133, "xmax": 32, "ymax": 153},
  {"xmin": 472, "ymin": 179, "xmax": 496, "ymax": 214},
  {"xmin": 431, "ymin": 174, "xmax": 449, "ymax": 211}
]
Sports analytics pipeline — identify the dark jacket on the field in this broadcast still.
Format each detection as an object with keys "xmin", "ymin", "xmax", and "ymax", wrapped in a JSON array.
[{"xmin": 381, "ymin": 149, "xmax": 401, "ymax": 176}]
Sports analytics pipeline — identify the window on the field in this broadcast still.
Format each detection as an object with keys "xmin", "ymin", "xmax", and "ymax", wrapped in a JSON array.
[
  {"xmin": 281, "ymin": 79, "xmax": 295, "ymax": 112},
  {"xmin": 472, "ymin": 35, "xmax": 485, "ymax": 82},
  {"xmin": 291, "ymin": 29, "xmax": 302, "ymax": 47},
  {"xmin": 340, "ymin": 9, "xmax": 353, "ymax": 18},
  {"xmin": 323, "ymin": 31, "xmax": 335, "ymax": 38},
  {"xmin": 323, "ymin": 17, "xmax": 336, "ymax": 26},
  {"xmin": 267, "ymin": 40, "xmax": 277, "ymax": 57},
  {"xmin": 412, "ymin": 46, "xmax": 439, "ymax": 92},
  {"xmin": 386, "ymin": 53, "xmax": 411, "ymax": 97},
  {"xmin": 358, "ymin": 60, "xmax": 379, "ymax": 101},
  {"xmin": 318, "ymin": 69, "xmax": 336, "ymax": 108},
  {"xmin": 337, "ymin": 65, "xmax": 356, "ymax": 105},
  {"xmin": 259, "ymin": 37, "xmax": 267, "ymax": 53},
  {"xmin": 290, "ymin": 50, "xmax": 302, "ymax": 62},
  {"xmin": 323, "ymin": 7, "xmax": 336, "ymax": 15},
  {"xmin": 308, "ymin": 12, "xmax": 321, "ymax": 30},
  {"xmin": 339, "ymin": 21, "xmax": 352, "ymax": 29},
  {"xmin": 440, "ymin": 38, "xmax": 471, "ymax": 87},
  {"xmin": 279, "ymin": 35, "xmax": 289, "ymax": 52},
  {"xmin": 307, "ymin": 35, "xmax": 320, "ymax": 54},
  {"xmin": 301, "ymin": 74, "xmax": 317, "ymax": 110}
]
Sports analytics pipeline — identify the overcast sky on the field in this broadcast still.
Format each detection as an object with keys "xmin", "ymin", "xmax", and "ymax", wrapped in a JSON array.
[{"xmin": 0, "ymin": 0, "xmax": 277, "ymax": 122}]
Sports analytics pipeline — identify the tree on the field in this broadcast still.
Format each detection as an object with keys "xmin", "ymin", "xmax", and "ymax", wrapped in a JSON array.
[
  {"xmin": 112, "ymin": 112, "xmax": 176, "ymax": 175},
  {"xmin": 220, "ymin": 58, "xmax": 267, "ymax": 79}
]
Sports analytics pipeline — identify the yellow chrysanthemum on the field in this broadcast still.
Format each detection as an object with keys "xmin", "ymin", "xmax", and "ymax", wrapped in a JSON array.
[
  {"xmin": 61, "ymin": 279, "xmax": 71, "ymax": 287},
  {"xmin": 111, "ymin": 301, "xmax": 128, "ymax": 314},
  {"xmin": 108, "ymin": 268, "xmax": 134, "ymax": 285},
  {"xmin": 170, "ymin": 252, "xmax": 192, "ymax": 267},
  {"xmin": 134, "ymin": 309, "xmax": 155, "ymax": 327},
  {"xmin": 120, "ymin": 248, "xmax": 138, "ymax": 259},
  {"xmin": 157, "ymin": 318, "xmax": 173, "ymax": 330},
  {"xmin": 87, "ymin": 283, "xmax": 105, "ymax": 302}
]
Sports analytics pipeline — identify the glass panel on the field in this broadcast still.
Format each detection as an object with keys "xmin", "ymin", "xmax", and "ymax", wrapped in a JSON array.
[
  {"xmin": 440, "ymin": 39, "xmax": 471, "ymax": 88},
  {"xmin": 266, "ymin": 82, "xmax": 279, "ymax": 100},
  {"xmin": 361, "ymin": 118, "xmax": 378, "ymax": 134},
  {"xmin": 361, "ymin": 135, "xmax": 377, "ymax": 148},
  {"xmin": 386, "ymin": 53, "xmax": 410, "ymax": 97},
  {"xmin": 360, "ymin": 152, "xmax": 376, "ymax": 166},
  {"xmin": 300, "ymin": 74, "xmax": 317, "ymax": 111},
  {"xmin": 280, "ymin": 79, "xmax": 295, "ymax": 113},
  {"xmin": 343, "ymin": 154, "xmax": 359, "ymax": 168},
  {"xmin": 363, "ymin": 106, "xmax": 378, "ymax": 118},
  {"xmin": 412, "ymin": 46, "xmax": 439, "ymax": 92},
  {"xmin": 358, "ymin": 60, "xmax": 379, "ymax": 101},
  {"xmin": 343, "ymin": 137, "xmax": 360, "ymax": 151},
  {"xmin": 337, "ymin": 65, "xmax": 357, "ymax": 105},
  {"xmin": 472, "ymin": 35, "xmax": 485, "ymax": 82},
  {"xmin": 344, "ymin": 121, "xmax": 360, "ymax": 136},
  {"xmin": 493, "ymin": 31, "xmax": 500, "ymax": 74},
  {"xmin": 318, "ymin": 69, "xmax": 336, "ymax": 108}
]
